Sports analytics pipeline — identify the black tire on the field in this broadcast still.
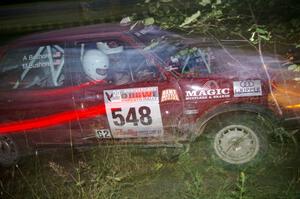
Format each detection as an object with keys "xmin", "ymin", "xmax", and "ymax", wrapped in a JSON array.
[
  {"xmin": 0, "ymin": 135, "xmax": 20, "ymax": 167},
  {"xmin": 203, "ymin": 112, "xmax": 273, "ymax": 168}
]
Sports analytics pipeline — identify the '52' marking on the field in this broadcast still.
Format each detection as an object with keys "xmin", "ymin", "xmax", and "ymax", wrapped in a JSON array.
[{"xmin": 111, "ymin": 106, "xmax": 152, "ymax": 126}]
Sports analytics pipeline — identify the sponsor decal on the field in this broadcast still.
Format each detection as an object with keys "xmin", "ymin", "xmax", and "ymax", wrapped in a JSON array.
[
  {"xmin": 185, "ymin": 80, "xmax": 230, "ymax": 100},
  {"xmin": 22, "ymin": 61, "xmax": 51, "ymax": 69},
  {"xmin": 161, "ymin": 89, "xmax": 179, "ymax": 102},
  {"xmin": 104, "ymin": 87, "xmax": 163, "ymax": 138},
  {"xmin": 53, "ymin": 59, "xmax": 62, "ymax": 66},
  {"xmin": 22, "ymin": 45, "xmax": 64, "ymax": 70},
  {"xmin": 53, "ymin": 51, "xmax": 62, "ymax": 58},
  {"xmin": 233, "ymin": 80, "xmax": 262, "ymax": 97},
  {"xmin": 104, "ymin": 87, "xmax": 157, "ymax": 103},
  {"xmin": 95, "ymin": 129, "xmax": 112, "ymax": 139}
]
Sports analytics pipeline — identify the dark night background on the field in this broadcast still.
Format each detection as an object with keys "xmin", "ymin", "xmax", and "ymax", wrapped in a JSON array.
[{"xmin": 0, "ymin": 1, "xmax": 299, "ymax": 199}]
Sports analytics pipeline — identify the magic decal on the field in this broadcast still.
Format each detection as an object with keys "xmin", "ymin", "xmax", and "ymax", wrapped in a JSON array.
[{"xmin": 185, "ymin": 81, "xmax": 230, "ymax": 100}]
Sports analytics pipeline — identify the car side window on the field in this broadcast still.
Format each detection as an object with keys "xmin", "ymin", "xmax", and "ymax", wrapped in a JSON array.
[
  {"xmin": 70, "ymin": 39, "xmax": 161, "ymax": 86},
  {"xmin": 0, "ymin": 44, "xmax": 65, "ymax": 90}
]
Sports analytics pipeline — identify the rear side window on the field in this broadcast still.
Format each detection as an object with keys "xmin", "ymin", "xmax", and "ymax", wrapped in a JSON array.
[{"xmin": 0, "ymin": 44, "xmax": 65, "ymax": 89}]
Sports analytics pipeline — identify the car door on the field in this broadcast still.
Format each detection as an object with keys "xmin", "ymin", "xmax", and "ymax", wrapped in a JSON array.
[
  {"xmin": 68, "ymin": 36, "xmax": 184, "ymax": 145},
  {"xmin": 0, "ymin": 42, "xmax": 81, "ymax": 146}
]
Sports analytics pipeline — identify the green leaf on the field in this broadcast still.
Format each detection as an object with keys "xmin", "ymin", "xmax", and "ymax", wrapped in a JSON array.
[
  {"xmin": 160, "ymin": 0, "xmax": 173, "ymax": 2},
  {"xmin": 259, "ymin": 34, "xmax": 270, "ymax": 41},
  {"xmin": 76, "ymin": 180, "xmax": 85, "ymax": 186},
  {"xmin": 296, "ymin": 44, "xmax": 300, "ymax": 48},
  {"xmin": 120, "ymin": 16, "xmax": 132, "ymax": 25},
  {"xmin": 148, "ymin": 5, "xmax": 157, "ymax": 13},
  {"xmin": 250, "ymin": 32, "xmax": 256, "ymax": 42},
  {"xmin": 199, "ymin": 0, "xmax": 211, "ymax": 6},
  {"xmin": 156, "ymin": 1, "xmax": 160, "ymax": 8},
  {"xmin": 179, "ymin": 11, "xmax": 201, "ymax": 27},
  {"xmin": 215, "ymin": 9, "xmax": 223, "ymax": 16},
  {"xmin": 288, "ymin": 64, "xmax": 298, "ymax": 71},
  {"xmin": 240, "ymin": 172, "xmax": 245, "ymax": 182},
  {"xmin": 256, "ymin": 27, "xmax": 268, "ymax": 34},
  {"xmin": 153, "ymin": 163, "xmax": 163, "ymax": 170},
  {"xmin": 144, "ymin": 17, "xmax": 155, "ymax": 25}
]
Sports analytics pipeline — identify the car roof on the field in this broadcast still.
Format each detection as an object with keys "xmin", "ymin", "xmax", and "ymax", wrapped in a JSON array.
[{"xmin": 11, "ymin": 23, "xmax": 132, "ymax": 44}]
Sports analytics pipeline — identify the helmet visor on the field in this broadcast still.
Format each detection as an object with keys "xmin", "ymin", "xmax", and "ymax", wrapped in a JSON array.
[{"xmin": 96, "ymin": 68, "xmax": 107, "ymax": 76}]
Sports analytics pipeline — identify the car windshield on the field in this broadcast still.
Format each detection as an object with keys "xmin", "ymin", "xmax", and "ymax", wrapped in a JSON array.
[
  {"xmin": 133, "ymin": 26, "xmax": 218, "ymax": 75},
  {"xmin": 133, "ymin": 26, "xmax": 292, "ymax": 77}
]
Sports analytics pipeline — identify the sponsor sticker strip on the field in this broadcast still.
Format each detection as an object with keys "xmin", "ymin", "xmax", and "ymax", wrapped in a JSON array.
[{"xmin": 104, "ymin": 87, "xmax": 163, "ymax": 138}]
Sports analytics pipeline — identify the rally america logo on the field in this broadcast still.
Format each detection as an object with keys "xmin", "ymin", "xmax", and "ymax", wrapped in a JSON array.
[{"xmin": 185, "ymin": 80, "xmax": 230, "ymax": 100}]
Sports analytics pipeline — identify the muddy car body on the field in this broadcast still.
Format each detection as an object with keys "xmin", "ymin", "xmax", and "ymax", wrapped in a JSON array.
[{"xmin": 0, "ymin": 24, "xmax": 299, "ymax": 166}]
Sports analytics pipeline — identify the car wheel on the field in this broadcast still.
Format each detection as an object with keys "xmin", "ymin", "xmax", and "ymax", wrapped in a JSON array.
[
  {"xmin": 204, "ymin": 112, "xmax": 273, "ymax": 168},
  {"xmin": 0, "ymin": 136, "xmax": 19, "ymax": 167}
]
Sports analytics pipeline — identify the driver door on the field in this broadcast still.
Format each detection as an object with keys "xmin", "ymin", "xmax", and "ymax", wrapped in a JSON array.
[{"xmin": 69, "ymin": 36, "xmax": 184, "ymax": 145}]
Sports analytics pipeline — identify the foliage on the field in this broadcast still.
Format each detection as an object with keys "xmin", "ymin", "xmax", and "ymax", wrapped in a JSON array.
[
  {"xmin": 183, "ymin": 172, "xmax": 205, "ymax": 199},
  {"xmin": 231, "ymin": 172, "xmax": 249, "ymax": 199},
  {"xmin": 137, "ymin": 0, "xmax": 225, "ymax": 35},
  {"xmin": 248, "ymin": 25, "xmax": 272, "ymax": 45},
  {"xmin": 136, "ymin": 0, "xmax": 300, "ymax": 43}
]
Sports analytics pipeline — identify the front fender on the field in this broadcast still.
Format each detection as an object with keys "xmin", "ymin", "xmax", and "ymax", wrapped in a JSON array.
[{"xmin": 191, "ymin": 103, "xmax": 279, "ymax": 139}]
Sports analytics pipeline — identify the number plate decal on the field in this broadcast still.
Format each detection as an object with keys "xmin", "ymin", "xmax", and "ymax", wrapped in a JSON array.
[
  {"xmin": 104, "ymin": 87, "xmax": 163, "ymax": 138},
  {"xmin": 95, "ymin": 129, "xmax": 112, "ymax": 139}
]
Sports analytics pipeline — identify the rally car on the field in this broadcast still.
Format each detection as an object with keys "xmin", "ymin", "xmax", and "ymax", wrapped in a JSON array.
[{"xmin": 0, "ymin": 23, "xmax": 299, "ymax": 167}]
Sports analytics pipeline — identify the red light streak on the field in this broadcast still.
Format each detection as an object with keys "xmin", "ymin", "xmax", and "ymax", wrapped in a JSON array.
[
  {"xmin": 0, "ymin": 104, "xmax": 106, "ymax": 135},
  {"xmin": 30, "ymin": 80, "xmax": 105, "ymax": 97}
]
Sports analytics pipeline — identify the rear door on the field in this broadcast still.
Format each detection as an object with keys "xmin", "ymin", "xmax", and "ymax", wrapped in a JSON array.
[{"xmin": 0, "ymin": 42, "xmax": 79, "ymax": 145}]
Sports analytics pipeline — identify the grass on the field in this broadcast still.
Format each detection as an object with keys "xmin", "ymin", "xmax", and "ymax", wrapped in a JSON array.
[{"xmin": 0, "ymin": 134, "xmax": 299, "ymax": 199}]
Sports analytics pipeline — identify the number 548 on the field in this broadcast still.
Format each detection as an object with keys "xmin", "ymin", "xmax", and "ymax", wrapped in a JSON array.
[{"xmin": 111, "ymin": 106, "xmax": 152, "ymax": 126}]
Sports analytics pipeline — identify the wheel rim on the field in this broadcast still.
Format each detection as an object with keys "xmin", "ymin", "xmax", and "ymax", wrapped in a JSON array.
[
  {"xmin": 0, "ymin": 136, "xmax": 18, "ymax": 165},
  {"xmin": 213, "ymin": 125, "xmax": 259, "ymax": 164}
]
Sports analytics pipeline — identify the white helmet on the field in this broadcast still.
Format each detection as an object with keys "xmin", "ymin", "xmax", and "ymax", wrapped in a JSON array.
[
  {"xmin": 82, "ymin": 50, "xmax": 109, "ymax": 81},
  {"xmin": 96, "ymin": 42, "xmax": 124, "ymax": 54}
]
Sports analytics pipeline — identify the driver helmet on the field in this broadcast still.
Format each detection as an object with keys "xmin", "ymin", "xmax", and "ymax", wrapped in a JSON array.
[{"xmin": 82, "ymin": 49, "xmax": 109, "ymax": 81}]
